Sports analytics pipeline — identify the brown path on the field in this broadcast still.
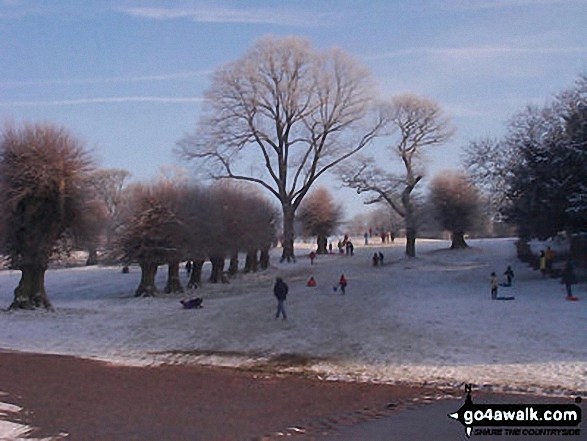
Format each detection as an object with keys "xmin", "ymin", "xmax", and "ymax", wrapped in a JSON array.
[{"xmin": 0, "ymin": 351, "xmax": 442, "ymax": 440}]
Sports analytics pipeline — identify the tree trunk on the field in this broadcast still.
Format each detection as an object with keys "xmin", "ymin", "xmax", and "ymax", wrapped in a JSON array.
[
  {"xmin": 259, "ymin": 248, "xmax": 270, "ymax": 270},
  {"xmin": 209, "ymin": 257, "xmax": 227, "ymax": 283},
  {"xmin": 316, "ymin": 235, "xmax": 328, "ymax": 254},
  {"xmin": 450, "ymin": 232, "xmax": 468, "ymax": 249},
  {"xmin": 135, "ymin": 261, "xmax": 158, "ymax": 297},
  {"xmin": 86, "ymin": 246, "xmax": 98, "ymax": 266},
  {"xmin": 164, "ymin": 259, "xmax": 184, "ymax": 293},
  {"xmin": 228, "ymin": 249, "xmax": 239, "ymax": 276},
  {"xmin": 405, "ymin": 227, "xmax": 417, "ymax": 258},
  {"xmin": 280, "ymin": 205, "xmax": 296, "ymax": 263},
  {"xmin": 244, "ymin": 249, "xmax": 258, "ymax": 273},
  {"xmin": 187, "ymin": 259, "xmax": 204, "ymax": 288},
  {"xmin": 10, "ymin": 263, "xmax": 53, "ymax": 310}
]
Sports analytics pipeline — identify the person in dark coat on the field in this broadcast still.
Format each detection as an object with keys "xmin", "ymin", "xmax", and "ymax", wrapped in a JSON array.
[
  {"xmin": 561, "ymin": 263, "xmax": 577, "ymax": 298},
  {"xmin": 273, "ymin": 277, "xmax": 288, "ymax": 319},
  {"xmin": 372, "ymin": 253, "xmax": 380, "ymax": 266},
  {"xmin": 504, "ymin": 266, "xmax": 514, "ymax": 286},
  {"xmin": 378, "ymin": 252, "xmax": 384, "ymax": 265}
]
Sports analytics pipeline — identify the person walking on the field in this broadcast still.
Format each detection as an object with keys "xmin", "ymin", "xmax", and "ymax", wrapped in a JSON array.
[
  {"xmin": 545, "ymin": 247, "xmax": 555, "ymax": 274},
  {"xmin": 539, "ymin": 251, "xmax": 547, "ymax": 277},
  {"xmin": 339, "ymin": 274, "xmax": 348, "ymax": 295},
  {"xmin": 561, "ymin": 263, "xmax": 577, "ymax": 298},
  {"xmin": 490, "ymin": 272, "xmax": 498, "ymax": 299},
  {"xmin": 504, "ymin": 266, "xmax": 514, "ymax": 286},
  {"xmin": 273, "ymin": 277, "xmax": 288, "ymax": 320}
]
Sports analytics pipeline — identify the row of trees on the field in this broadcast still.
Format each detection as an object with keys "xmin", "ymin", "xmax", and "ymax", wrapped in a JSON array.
[
  {"xmin": 0, "ymin": 122, "xmax": 279, "ymax": 309},
  {"xmin": 118, "ymin": 181, "xmax": 278, "ymax": 297},
  {"xmin": 463, "ymin": 75, "xmax": 587, "ymax": 242}
]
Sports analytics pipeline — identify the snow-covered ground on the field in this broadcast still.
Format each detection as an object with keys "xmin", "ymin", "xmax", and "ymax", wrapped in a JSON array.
[{"xmin": 0, "ymin": 238, "xmax": 585, "ymax": 399}]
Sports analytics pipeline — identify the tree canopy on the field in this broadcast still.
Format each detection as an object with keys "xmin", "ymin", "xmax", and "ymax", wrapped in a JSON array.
[{"xmin": 178, "ymin": 35, "xmax": 386, "ymax": 262}]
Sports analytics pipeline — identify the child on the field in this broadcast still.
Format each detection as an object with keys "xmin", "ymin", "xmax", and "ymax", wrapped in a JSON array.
[
  {"xmin": 490, "ymin": 272, "xmax": 498, "ymax": 299},
  {"xmin": 372, "ymin": 253, "xmax": 379, "ymax": 266},
  {"xmin": 339, "ymin": 274, "xmax": 348, "ymax": 295},
  {"xmin": 503, "ymin": 266, "xmax": 514, "ymax": 286},
  {"xmin": 307, "ymin": 276, "xmax": 316, "ymax": 287},
  {"xmin": 561, "ymin": 263, "xmax": 577, "ymax": 298},
  {"xmin": 309, "ymin": 251, "xmax": 316, "ymax": 265}
]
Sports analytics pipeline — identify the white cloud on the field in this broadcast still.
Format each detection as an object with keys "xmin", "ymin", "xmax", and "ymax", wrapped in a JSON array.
[
  {"xmin": 365, "ymin": 45, "xmax": 587, "ymax": 60},
  {"xmin": 0, "ymin": 96, "xmax": 205, "ymax": 106},
  {"xmin": 443, "ymin": 0, "xmax": 581, "ymax": 9},
  {"xmin": 0, "ymin": 70, "xmax": 210, "ymax": 88},
  {"xmin": 116, "ymin": 5, "xmax": 337, "ymax": 27}
]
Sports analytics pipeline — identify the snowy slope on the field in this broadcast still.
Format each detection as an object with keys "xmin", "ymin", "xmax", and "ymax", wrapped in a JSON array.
[{"xmin": 0, "ymin": 238, "xmax": 585, "ymax": 396}]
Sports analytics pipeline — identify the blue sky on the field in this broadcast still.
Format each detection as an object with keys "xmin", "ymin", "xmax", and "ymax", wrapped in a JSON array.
[{"xmin": 1, "ymin": 0, "xmax": 586, "ymax": 215}]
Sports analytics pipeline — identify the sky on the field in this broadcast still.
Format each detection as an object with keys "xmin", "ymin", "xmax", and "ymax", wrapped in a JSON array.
[{"xmin": 1, "ymin": 0, "xmax": 586, "ymax": 217}]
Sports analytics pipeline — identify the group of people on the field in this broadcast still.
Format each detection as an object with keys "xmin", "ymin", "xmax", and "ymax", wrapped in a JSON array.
[
  {"xmin": 372, "ymin": 252, "xmax": 385, "ymax": 266},
  {"xmin": 273, "ymin": 273, "xmax": 348, "ymax": 319},
  {"xmin": 491, "ymin": 254, "xmax": 579, "ymax": 300},
  {"xmin": 337, "ymin": 235, "xmax": 354, "ymax": 255},
  {"xmin": 490, "ymin": 266, "xmax": 515, "ymax": 300},
  {"xmin": 363, "ymin": 230, "xmax": 395, "ymax": 245}
]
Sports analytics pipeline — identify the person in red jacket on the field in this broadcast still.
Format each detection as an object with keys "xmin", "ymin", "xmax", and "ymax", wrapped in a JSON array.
[{"xmin": 339, "ymin": 274, "xmax": 347, "ymax": 294}]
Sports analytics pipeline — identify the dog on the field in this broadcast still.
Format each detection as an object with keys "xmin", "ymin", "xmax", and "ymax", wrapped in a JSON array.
[{"xmin": 180, "ymin": 298, "xmax": 203, "ymax": 309}]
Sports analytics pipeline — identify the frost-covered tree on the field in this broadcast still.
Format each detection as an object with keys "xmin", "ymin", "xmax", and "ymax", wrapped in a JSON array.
[
  {"xmin": 428, "ymin": 170, "xmax": 481, "ymax": 249},
  {"xmin": 117, "ymin": 182, "xmax": 188, "ymax": 296},
  {"xmin": 461, "ymin": 138, "xmax": 514, "ymax": 228},
  {"xmin": 88, "ymin": 168, "xmax": 132, "ymax": 246},
  {"xmin": 176, "ymin": 184, "xmax": 278, "ymax": 285},
  {"xmin": 297, "ymin": 186, "xmax": 343, "ymax": 254},
  {"xmin": 87, "ymin": 168, "xmax": 132, "ymax": 264},
  {"xmin": 340, "ymin": 94, "xmax": 454, "ymax": 256},
  {"xmin": 0, "ymin": 122, "xmax": 96, "ymax": 310},
  {"xmin": 503, "ymin": 75, "xmax": 587, "ymax": 240},
  {"xmin": 178, "ymin": 35, "xmax": 386, "ymax": 263}
]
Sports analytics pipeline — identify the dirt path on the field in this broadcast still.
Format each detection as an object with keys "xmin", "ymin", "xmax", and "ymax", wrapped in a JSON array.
[{"xmin": 0, "ymin": 351, "xmax": 445, "ymax": 440}]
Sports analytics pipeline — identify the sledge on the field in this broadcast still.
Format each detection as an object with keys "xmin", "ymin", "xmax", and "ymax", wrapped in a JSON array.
[
  {"xmin": 180, "ymin": 298, "xmax": 203, "ymax": 309},
  {"xmin": 494, "ymin": 296, "xmax": 515, "ymax": 301},
  {"xmin": 565, "ymin": 296, "xmax": 579, "ymax": 301}
]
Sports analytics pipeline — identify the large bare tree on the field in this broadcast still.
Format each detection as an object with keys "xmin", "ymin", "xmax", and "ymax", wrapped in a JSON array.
[
  {"xmin": 339, "ymin": 94, "xmax": 454, "ymax": 257},
  {"xmin": 178, "ymin": 35, "xmax": 385, "ymax": 262},
  {"xmin": 0, "ymin": 122, "xmax": 96, "ymax": 310}
]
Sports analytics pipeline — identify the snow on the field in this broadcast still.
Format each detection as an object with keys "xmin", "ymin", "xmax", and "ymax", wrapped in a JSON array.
[{"xmin": 0, "ymin": 238, "xmax": 585, "ymax": 408}]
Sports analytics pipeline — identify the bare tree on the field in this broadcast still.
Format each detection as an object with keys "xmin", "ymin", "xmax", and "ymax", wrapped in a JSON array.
[
  {"xmin": 297, "ymin": 186, "xmax": 343, "ymax": 254},
  {"xmin": 116, "ymin": 182, "xmax": 188, "ymax": 297},
  {"xmin": 0, "ymin": 122, "xmax": 96, "ymax": 310},
  {"xmin": 87, "ymin": 168, "xmax": 132, "ymax": 263},
  {"xmin": 428, "ymin": 170, "xmax": 481, "ymax": 249},
  {"xmin": 340, "ymin": 94, "xmax": 454, "ymax": 256},
  {"xmin": 461, "ymin": 138, "xmax": 513, "ymax": 230},
  {"xmin": 178, "ymin": 35, "xmax": 386, "ymax": 263},
  {"xmin": 193, "ymin": 183, "xmax": 278, "ymax": 282}
]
